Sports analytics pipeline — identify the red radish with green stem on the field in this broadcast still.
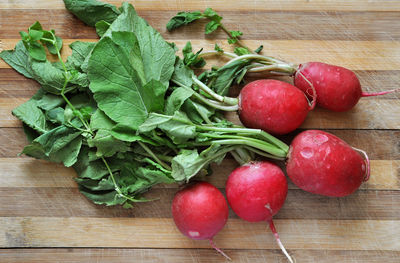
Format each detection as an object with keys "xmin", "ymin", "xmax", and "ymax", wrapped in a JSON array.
[
  {"xmin": 294, "ymin": 62, "xmax": 399, "ymax": 111},
  {"xmin": 205, "ymin": 52, "xmax": 398, "ymax": 112},
  {"xmin": 286, "ymin": 130, "xmax": 370, "ymax": 197},
  {"xmin": 225, "ymin": 161, "xmax": 294, "ymax": 263},
  {"xmin": 175, "ymin": 76, "xmax": 316, "ymax": 135},
  {"xmin": 172, "ymin": 182, "xmax": 231, "ymax": 260}
]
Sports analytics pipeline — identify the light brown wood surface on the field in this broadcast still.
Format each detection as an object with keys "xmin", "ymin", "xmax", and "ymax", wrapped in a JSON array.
[{"xmin": 1, "ymin": 0, "xmax": 400, "ymax": 262}]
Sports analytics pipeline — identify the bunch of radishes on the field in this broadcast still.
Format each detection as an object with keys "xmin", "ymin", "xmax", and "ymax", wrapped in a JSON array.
[
  {"xmin": 170, "ymin": 61, "xmax": 381, "ymax": 262},
  {"xmin": 166, "ymin": 9, "xmax": 398, "ymax": 262}
]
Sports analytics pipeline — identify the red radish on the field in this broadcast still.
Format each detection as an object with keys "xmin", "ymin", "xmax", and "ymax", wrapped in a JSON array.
[
  {"xmin": 239, "ymin": 79, "xmax": 314, "ymax": 135},
  {"xmin": 225, "ymin": 161, "xmax": 294, "ymax": 263},
  {"xmin": 286, "ymin": 130, "xmax": 370, "ymax": 197},
  {"xmin": 172, "ymin": 182, "xmax": 231, "ymax": 260},
  {"xmin": 294, "ymin": 62, "xmax": 398, "ymax": 112}
]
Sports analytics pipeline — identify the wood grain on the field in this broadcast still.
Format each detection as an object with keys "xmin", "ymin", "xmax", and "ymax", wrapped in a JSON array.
[
  {"xmin": 1, "ymin": 217, "xmax": 399, "ymax": 250},
  {"xmin": 1, "ymin": 0, "xmax": 400, "ymax": 11},
  {"xmin": 2, "ymin": 248, "xmax": 400, "ymax": 263},
  {"xmin": 1, "ymin": 188, "xmax": 399, "ymax": 220},
  {"xmin": 2, "ymin": 39, "xmax": 400, "ymax": 70},
  {"xmin": 2, "ymin": 10, "xmax": 400, "ymax": 41},
  {"xmin": 0, "ymin": 158, "xmax": 398, "ymax": 190}
]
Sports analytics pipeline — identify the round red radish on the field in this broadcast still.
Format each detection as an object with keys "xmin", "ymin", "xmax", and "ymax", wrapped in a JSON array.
[
  {"xmin": 226, "ymin": 161, "xmax": 293, "ymax": 262},
  {"xmin": 238, "ymin": 79, "xmax": 310, "ymax": 135},
  {"xmin": 172, "ymin": 182, "xmax": 231, "ymax": 259},
  {"xmin": 294, "ymin": 62, "xmax": 361, "ymax": 112},
  {"xmin": 286, "ymin": 130, "xmax": 369, "ymax": 197},
  {"xmin": 226, "ymin": 161, "xmax": 287, "ymax": 221},
  {"xmin": 172, "ymin": 181, "xmax": 228, "ymax": 239}
]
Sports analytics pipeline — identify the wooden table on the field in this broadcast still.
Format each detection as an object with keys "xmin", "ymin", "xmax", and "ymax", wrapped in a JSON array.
[{"xmin": 1, "ymin": 0, "xmax": 399, "ymax": 262}]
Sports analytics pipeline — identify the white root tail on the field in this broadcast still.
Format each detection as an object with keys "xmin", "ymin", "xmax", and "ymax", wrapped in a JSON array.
[
  {"xmin": 209, "ymin": 239, "xmax": 232, "ymax": 261},
  {"xmin": 269, "ymin": 220, "xmax": 295, "ymax": 263}
]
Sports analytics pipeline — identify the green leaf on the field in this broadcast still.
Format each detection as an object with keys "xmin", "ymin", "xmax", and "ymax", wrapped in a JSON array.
[
  {"xmin": 139, "ymin": 112, "xmax": 197, "ymax": 144},
  {"xmin": 203, "ymin": 8, "xmax": 221, "ymax": 19},
  {"xmin": 211, "ymin": 59, "xmax": 250, "ymax": 95},
  {"xmin": 234, "ymin": 47, "xmax": 251, "ymax": 56},
  {"xmin": 35, "ymin": 93, "xmax": 65, "ymax": 111},
  {"xmin": 214, "ymin": 43, "xmax": 224, "ymax": 53},
  {"xmin": 165, "ymin": 87, "xmax": 194, "ymax": 115},
  {"xmin": 88, "ymin": 32, "xmax": 168, "ymax": 129},
  {"xmin": 45, "ymin": 35, "xmax": 63, "ymax": 55},
  {"xmin": 63, "ymin": 0, "xmax": 121, "ymax": 27},
  {"xmin": 166, "ymin": 11, "xmax": 203, "ymax": 31},
  {"xmin": 19, "ymin": 31, "xmax": 29, "ymax": 41},
  {"xmin": 29, "ymin": 29, "xmax": 44, "ymax": 41},
  {"xmin": 12, "ymin": 98, "xmax": 50, "ymax": 133},
  {"xmin": 28, "ymin": 42, "xmax": 46, "ymax": 61},
  {"xmin": 90, "ymin": 109, "xmax": 115, "ymax": 131},
  {"xmin": 171, "ymin": 149, "xmax": 202, "ymax": 181},
  {"xmin": 29, "ymin": 21, "xmax": 43, "ymax": 31},
  {"xmin": 45, "ymin": 107, "xmax": 65, "ymax": 124},
  {"xmin": 21, "ymin": 142, "xmax": 49, "ymax": 160},
  {"xmin": 66, "ymin": 41, "xmax": 96, "ymax": 70},
  {"xmin": 171, "ymin": 58, "xmax": 194, "ymax": 88},
  {"xmin": 182, "ymin": 99, "xmax": 215, "ymax": 124},
  {"xmin": 230, "ymin": 30, "xmax": 243, "ymax": 38},
  {"xmin": 78, "ymin": 187, "xmax": 125, "ymax": 206},
  {"xmin": 0, "ymin": 41, "xmax": 33, "ymax": 78},
  {"xmin": 205, "ymin": 20, "xmax": 221, "ymax": 34},
  {"xmin": 23, "ymin": 125, "xmax": 83, "ymax": 167},
  {"xmin": 111, "ymin": 124, "xmax": 157, "ymax": 145},
  {"xmin": 106, "ymin": 3, "xmax": 176, "ymax": 87},
  {"xmin": 95, "ymin": 20, "xmax": 110, "ymax": 37},
  {"xmin": 88, "ymin": 129, "xmax": 130, "ymax": 158},
  {"xmin": 30, "ymin": 60, "xmax": 69, "ymax": 94},
  {"xmin": 182, "ymin": 41, "xmax": 206, "ymax": 68}
]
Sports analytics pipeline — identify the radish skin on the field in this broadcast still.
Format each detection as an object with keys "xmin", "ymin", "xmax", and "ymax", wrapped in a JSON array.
[
  {"xmin": 286, "ymin": 130, "xmax": 369, "ymax": 197},
  {"xmin": 294, "ymin": 62, "xmax": 399, "ymax": 112},
  {"xmin": 239, "ymin": 79, "xmax": 310, "ymax": 135},
  {"xmin": 225, "ymin": 161, "xmax": 294, "ymax": 262},
  {"xmin": 171, "ymin": 182, "xmax": 231, "ymax": 260}
]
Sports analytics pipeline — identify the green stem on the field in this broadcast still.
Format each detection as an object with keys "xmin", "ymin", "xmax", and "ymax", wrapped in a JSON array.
[
  {"xmin": 220, "ymin": 24, "xmax": 254, "ymax": 53},
  {"xmin": 135, "ymin": 151, "xmax": 173, "ymax": 163},
  {"xmin": 101, "ymin": 157, "xmax": 146, "ymax": 203},
  {"xmin": 137, "ymin": 141, "xmax": 172, "ymax": 170},
  {"xmin": 172, "ymin": 79, "xmax": 238, "ymax": 111},
  {"xmin": 211, "ymin": 139, "xmax": 287, "ymax": 158},
  {"xmin": 243, "ymin": 146, "xmax": 286, "ymax": 161},
  {"xmin": 192, "ymin": 76, "xmax": 238, "ymax": 105},
  {"xmin": 199, "ymin": 50, "xmax": 238, "ymax": 59},
  {"xmin": 230, "ymin": 150, "xmax": 247, "ymax": 165},
  {"xmin": 197, "ymin": 125, "xmax": 289, "ymax": 153}
]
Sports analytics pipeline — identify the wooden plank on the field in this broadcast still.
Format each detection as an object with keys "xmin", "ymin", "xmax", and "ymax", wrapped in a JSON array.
[
  {"xmin": 1, "ymin": 217, "xmax": 399, "ymax": 250},
  {"xmin": 3, "ymin": 98, "xmax": 399, "ymax": 129},
  {"xmin": 2, "ymin": 39, "xmax": 400, "ymax": 71},
  {"xmin": 0, "ymin": 158, "xmax": 398, "ymax": 190},
  {"xmin": 1, "ymin": 128, "xmax": 399, "ymax": 159},
  {"xmin": 1, "ymin": 0, "xmax": 400, "ymax": 12},
  {"xmin": 1, "ymin": 248, "xmax": 400, "ymax": 263},
  {"xmin": 2, "ymin": 10, "xmax": 400, "ymax": 41},
  {"xmin": 0, "ymin": 187, "xmax": 399, "ymax": 220}
]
